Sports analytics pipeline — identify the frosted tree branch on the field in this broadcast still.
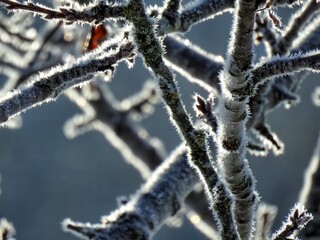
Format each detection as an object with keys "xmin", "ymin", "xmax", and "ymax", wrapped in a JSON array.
[
  {"xmin": 158, "ymin": 0, "xmax": 233, "ymax": 35},
  {"xmin": 216, "ymin": 0, "xmax": 259, "ymax": 238},
  {"xmin": 0, "ymin": 0, "xmax": 300, "ymax": 34},
  {"xmin": 252, "ymin": 52, "xmax": 320, "ymax": 86},
  {"xmin": 246, "ymin": 18, "xmax": 320, "ymax": 155},
  {"xmin": 157, "ymin": 0, "xmax": 301, "ymax": 34},
  {"xmin": 0, "ymin": 40, "xmax": 134, "ymax": 125},
  {"xmin": 63, "ymin": 146, "xmax": 199, "ymax": 240}
]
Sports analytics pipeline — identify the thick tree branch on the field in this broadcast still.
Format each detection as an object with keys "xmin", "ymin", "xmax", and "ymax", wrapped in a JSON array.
[{"xmin": 217, "ymin": 0, "xmax": 259, "ymax": 238}]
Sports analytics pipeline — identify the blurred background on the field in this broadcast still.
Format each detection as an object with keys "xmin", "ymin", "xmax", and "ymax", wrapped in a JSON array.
[{"xmin": 0, "ymin": 2, "xmax": 319, "ymax": 240}]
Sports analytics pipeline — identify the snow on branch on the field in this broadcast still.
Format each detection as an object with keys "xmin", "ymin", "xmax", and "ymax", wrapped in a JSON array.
[
  {"xmin": 225, "ymin": 0, "xmax": 256, "ymax": 77},
  {"xmin": 0, "ymin": 40, "xmax": 135, "ymax": 125}
]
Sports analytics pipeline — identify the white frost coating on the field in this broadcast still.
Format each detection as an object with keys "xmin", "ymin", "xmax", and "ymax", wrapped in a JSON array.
[
  {"xmin": 0, "ymin": 218, "xmax": 16, "ymax": 240},
  {"xmin": 3, "ymin": 115, "xmax": 22, "ymax": 129},
  {"xmin": 62, "ymin": 218, "xmax": 96, "ymax": 240}
]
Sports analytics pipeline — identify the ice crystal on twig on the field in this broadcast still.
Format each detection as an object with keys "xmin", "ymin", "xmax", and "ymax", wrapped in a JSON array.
[{"xmin": 272, "ymin": 204, "xmax": 313, "ymax": 240}]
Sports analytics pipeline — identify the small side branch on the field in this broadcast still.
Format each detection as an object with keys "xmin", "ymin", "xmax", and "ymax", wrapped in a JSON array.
[
  {"xmin": 252, "ymin": 52, "xmax": 320, "ymax": 86},
  {"xmin": 254, "ymin": 13, "xmax": 279, "ymax": 56},
  {"xmin": 271, "ymin": 204, "xmax": 313, "ymax": 240}
]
